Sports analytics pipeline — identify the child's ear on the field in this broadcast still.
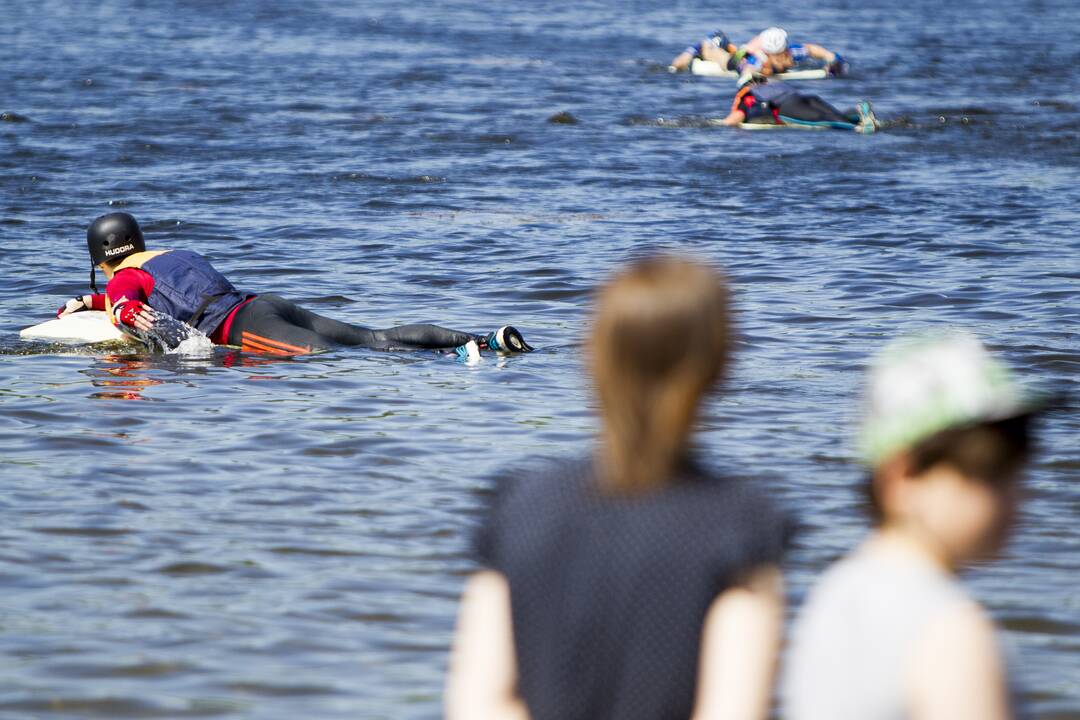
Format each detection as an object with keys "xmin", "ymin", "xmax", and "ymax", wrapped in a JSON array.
[{"xmin": 873, "ymin": 452, "xmax": 916, "ymax": 519}]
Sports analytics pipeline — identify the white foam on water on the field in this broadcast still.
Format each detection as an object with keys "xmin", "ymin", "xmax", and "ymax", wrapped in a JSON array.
[
  {"xmin": 131, "ymin": 308, "xmax": 215, "ymax": 356},
  {"xmin": 168, "ymin": 333, "xmax": 215, "ymax": 356}
]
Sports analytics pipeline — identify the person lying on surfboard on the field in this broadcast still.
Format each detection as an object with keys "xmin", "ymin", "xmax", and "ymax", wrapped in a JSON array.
[
  {"xmin": 668, "ymin": 29, "xmax": 738, "ymax": 71},
  {"xmin": 720, "ymin": 77, "xmax": 880, "ymax": 133},
  {"xmin": 669, "ymin": 26, "xmax": 848, "ymax": 78},
  {"xmin": 739, "ymin": 27, "xmax": 848, "ymax": 79},
  {"xmin": 57, "ymin": 212, "xmax": 533, "ymax": 357}
]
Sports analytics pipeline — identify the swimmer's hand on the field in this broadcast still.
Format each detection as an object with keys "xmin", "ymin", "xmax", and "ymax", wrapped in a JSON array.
[
  {"xmin": 57, "ymin": 295, "xmax": 91, "ymax": 318},
  {"xmin": 734, "ymin": 69, "xmax": 760, "ymax": 87},
  {"xmin": 130, "ymin": 308, "xmax": 157, "ymax": 333},
  {"xmin": 114, "ymin": 301, "xmax": 155, "ymax": 332},
  {"xmin": 117, "ymin": 305, "xmax": 190, "ymax": 351}
]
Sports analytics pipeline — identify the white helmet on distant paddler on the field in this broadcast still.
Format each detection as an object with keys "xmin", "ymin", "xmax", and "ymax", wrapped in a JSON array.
[{"xmin": 760, "ymin": 26, "xmax": 789, "ymax": 54}]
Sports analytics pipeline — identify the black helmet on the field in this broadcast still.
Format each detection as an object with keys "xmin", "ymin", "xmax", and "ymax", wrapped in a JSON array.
[
  {"xmin": 86, "ymin": 212, "xmax": 146, "ymax": 292},
  {"xmin": 87, "ymin": 212, "xmax": 145, "ymax": 266}
]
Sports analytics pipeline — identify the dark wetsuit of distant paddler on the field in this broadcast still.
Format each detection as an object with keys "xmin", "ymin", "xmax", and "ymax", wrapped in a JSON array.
[{"xmin": 732, "ymin": 80, "xmax": 864, "ymax": 129}]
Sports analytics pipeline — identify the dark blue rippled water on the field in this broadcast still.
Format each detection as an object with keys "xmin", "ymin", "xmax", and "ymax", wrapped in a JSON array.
[{"xmin": 1, "ymin": 0, "xmax": 1078, "ymax": 717}]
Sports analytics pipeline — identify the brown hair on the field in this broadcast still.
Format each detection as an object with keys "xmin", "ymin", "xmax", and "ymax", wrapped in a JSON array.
[
  {"xmin": 864, "ymin": 416, "xmax": 1032, "ymax": 523},
  {"xmin": 590, "ymin": 256, "xmax": 732, "ymax": 494}
]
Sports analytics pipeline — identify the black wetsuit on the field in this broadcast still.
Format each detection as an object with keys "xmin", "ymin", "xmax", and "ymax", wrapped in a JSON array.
[
  {"xmin": 773, "ymin": 94, "xmax": 858, "ymax": 125},
  {"xmin": 103, "ymin": 249, "xmax": 481, "ymax": 355},
  {"xmin": 735, "ymin": 80, "xmax": 860, "ymax": 128},
  {"xmin": 227, "ymin": 294, "xmax": 478, "ymax": 355}
]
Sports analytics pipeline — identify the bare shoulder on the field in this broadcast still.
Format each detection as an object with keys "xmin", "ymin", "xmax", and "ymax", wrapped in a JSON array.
[
  {"xmin": 921, "ymin": 599, "xmax": 1000, "ymax": 658},
  {"xmin": 692, "ymin": 565, "xmax": 784, "ymax": 720},
  {"xmin": 908, "ymin": 599, "xmax": 1011, "ymax": 720}
]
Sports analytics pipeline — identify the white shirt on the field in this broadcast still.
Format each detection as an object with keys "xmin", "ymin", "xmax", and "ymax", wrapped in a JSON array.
[{"xmin": 783, "ymin": 542, "xmax": 972, "ymax": 720}]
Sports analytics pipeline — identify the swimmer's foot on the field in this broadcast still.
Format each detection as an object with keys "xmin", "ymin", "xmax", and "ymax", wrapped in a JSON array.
[
  {"xmin": 483, "ymin": 326, "xmax": 534, "ymax": 354},
  {"xmin": 855, "ymin": 101, "xmax": 880, "ymax": 134},
  {"xmin": 454, "ymin": 339, "xmax": 481, "ymax": 362}
]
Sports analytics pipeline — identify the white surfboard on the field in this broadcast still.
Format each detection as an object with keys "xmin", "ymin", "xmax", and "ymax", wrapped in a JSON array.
[
  {"xmin": 20, "ymin": 311, "xmax": 130, "ymax": 344},
  {"xmin": 689, "ymin": 59, "xmax": 829, "ymax": 80}
]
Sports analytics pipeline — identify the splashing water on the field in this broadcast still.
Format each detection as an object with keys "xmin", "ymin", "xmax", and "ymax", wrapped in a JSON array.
[
  {"xmin": 169, "ymin": 332, "xmax": 215, "ymax": 356},
  {"xmin": 125, "ymin": 308, "xmax": 215, "ymax": 356}
]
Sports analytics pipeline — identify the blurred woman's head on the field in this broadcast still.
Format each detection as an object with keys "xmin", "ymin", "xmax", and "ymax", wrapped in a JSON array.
[{"xmin": 590, "ymin": 256, "xmax": 731, "ymax": 493}]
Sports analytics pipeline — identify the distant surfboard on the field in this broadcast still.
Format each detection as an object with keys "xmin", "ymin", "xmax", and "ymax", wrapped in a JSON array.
[
  {"xmin": 737, "ymin": 120, "xmax": 830, "ymax": 131},
  {"xmin": 689, "ymin": 59, "xmax": 829, "ymax": 80},
  {"xmin": 20, "ymin": 311, "xmax": 130, "ymax": 344},
  {"xmin": 705, "ymin": 118, "xmax": 831, "ymax": 130}
]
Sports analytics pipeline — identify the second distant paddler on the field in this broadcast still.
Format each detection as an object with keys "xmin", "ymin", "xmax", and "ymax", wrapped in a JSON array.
[
  {"xmin": 721, "ymin": 77, "xmax": 880, "ymax": 132},
  {"xmin": 670, "ymin": 26, "xmax": 848, "ymax": 78}
]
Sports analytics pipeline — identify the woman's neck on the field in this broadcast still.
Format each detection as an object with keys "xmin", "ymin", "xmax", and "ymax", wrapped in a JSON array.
[{"xmin": 864, "ymin": 524, "xmax": 957, "ymax": 574}]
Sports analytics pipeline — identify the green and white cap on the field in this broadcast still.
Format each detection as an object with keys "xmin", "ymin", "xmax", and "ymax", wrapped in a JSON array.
[{"xmin": 860, "ymin": 333, "xmax": 1032, "ymax": 466}]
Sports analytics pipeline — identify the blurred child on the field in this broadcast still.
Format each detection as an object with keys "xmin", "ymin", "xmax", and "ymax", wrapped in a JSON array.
[
  {"xmin": 446, "ymin": 256, "xmax": 790, "ymax": 720},
  {"xmin": 785, "ymin": 333, "xmax": 1043, "ymax": 720}
]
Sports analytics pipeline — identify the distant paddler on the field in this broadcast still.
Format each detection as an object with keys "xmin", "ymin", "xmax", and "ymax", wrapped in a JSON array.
[
  {"xmin": 668, "ymin": 29, "xmax": 739, "ymax": 72},
  {"xmin": 739, "ymin": 27, "xmax": 848, "ymax": 79},
  {"xmin": 669, "ymin": 26, "xmax": 849, "ymax": 79},
  {"xmin": 58, "ymin": 212, "xmax": 533, "ymax": 357},
  {"xmin": 720, "ymin": 77, "xmax": 880, "ymax": 133}
]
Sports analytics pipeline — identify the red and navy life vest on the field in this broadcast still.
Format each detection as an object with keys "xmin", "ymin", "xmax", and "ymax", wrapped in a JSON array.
[
  {"xmin": 731, "ymin": 80, "xmax": 798, "ymax": 123},
  {"xmin": 110, "ymin": 250, "xmax": 246, "ymax": 335},
  {"xmin": 748, "ymin": 80, "xmax": 797, "ymax": 105}
]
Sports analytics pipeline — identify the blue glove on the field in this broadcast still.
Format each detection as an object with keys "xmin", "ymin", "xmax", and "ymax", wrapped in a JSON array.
[
  {"xmin": 828, "ymin": 54, "xmax": 850, "ymax": 77},
  {"xmin": 709, "ymin": 30, "xmax": 733, "ymax": 51}
]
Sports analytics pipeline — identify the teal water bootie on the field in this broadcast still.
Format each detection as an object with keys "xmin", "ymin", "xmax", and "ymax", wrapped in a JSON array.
[
  {"xmin": 856, "ymin": 100, "xmax": 880, "ymax": 134},
  {"xmin": 454, "ymin": 339, "xmax": 481, "ymax": 361}
]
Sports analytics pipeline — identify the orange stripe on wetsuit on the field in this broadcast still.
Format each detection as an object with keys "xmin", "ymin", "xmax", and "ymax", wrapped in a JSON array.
[
  {"xmin": 241, "ymin": 331, "xmax": 312, "ymax": 355},
  {"xmin": 240, "ymin": 334, "xmax": 291, "ymax": 355}
]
